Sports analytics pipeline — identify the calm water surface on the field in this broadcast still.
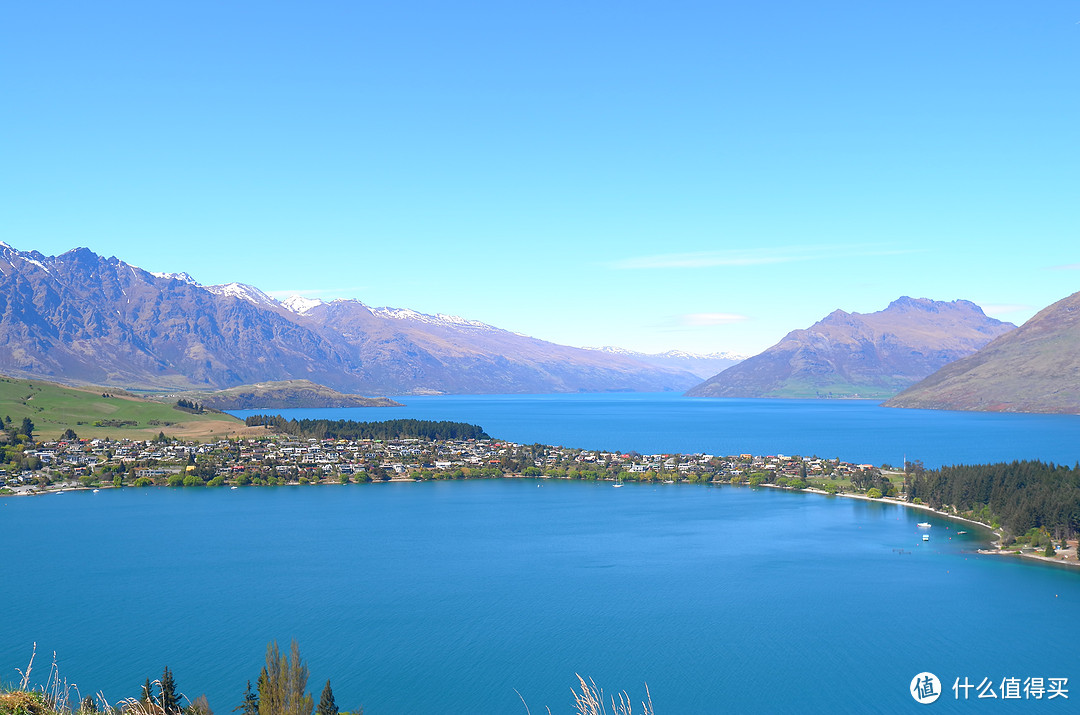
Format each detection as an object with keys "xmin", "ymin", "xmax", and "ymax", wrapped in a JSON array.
[
  {"xmin": 231, "ymin": 393, "xmax": 1080, "ymax": 469},
  {"xmin": 2, "ymin": 481, "xmax": 1078, "ymax": 714}
]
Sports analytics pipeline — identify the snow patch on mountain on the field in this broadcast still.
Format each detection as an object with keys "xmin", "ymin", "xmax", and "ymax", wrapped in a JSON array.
[
  {"xmin": 586, "ymin": 346, "xmax": 748, "ymax": 361},
  {"xmin": 282, "ymin": 295, "xmax": 325, "ymax": 315},
  {"xmin": 152, "ymin": 271, "xmax": 200, "ymax": 285},
  {"xmin": 369, "ymin": 306, "xmax": 499, "ymax": 330},
  {"xmin": 207, "ymin": 282, "xmax": 279, "ymax": 307}
]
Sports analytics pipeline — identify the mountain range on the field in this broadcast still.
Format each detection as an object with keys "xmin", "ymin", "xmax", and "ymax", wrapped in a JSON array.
[
  {"xmin": 0, "ymin": 243, "xmax": 699, "ymax": 395},
  {"xmin": 585, "ymin": 347, "xmax": 746, "ymax": 380},
  {"xmin": 884, "ymin": 289, "xmax": 1080, "ymax": 413},
  {"xmin": 686, "ymin": 297, "xmax": 1015, "ymax": 399}
]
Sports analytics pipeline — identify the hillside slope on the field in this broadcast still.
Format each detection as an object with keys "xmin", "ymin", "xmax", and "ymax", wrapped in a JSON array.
[{"xmin": 884, "ymin": 290, "xmax": 1080, "ymax": 413}]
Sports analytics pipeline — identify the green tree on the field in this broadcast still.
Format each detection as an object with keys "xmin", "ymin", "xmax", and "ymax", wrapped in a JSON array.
[
  {"xmin": 141, "ymin": 678, "xmax": 155, "ymax": 704},
  {"xmin": 20, "ymin": 417, "xmax": 34, "ymax": 440},
  {"xmin": 257, "ymin": 641, "xmax": 313, "ymax": 715},
  {"xmin": 61, "ymin": 428, "xmax": 78, "ymax": 441},
  {"xmin": 235, "ymin": 681, "xmax": 259, "ymax": 715},
  {"xmin": 1044, "ymin": 541, "xmax": 1056, "ymax": 557},
  {"xmin": 317, "ymin": 682, "xmax": 337, "ymax": 715},
  {"xmin": 159, "ymin": 666, "xmax": 183, "ymax": 715},
  {"xmin": 81, "ymin": 696, "xmax": 98, "ymax": 713}
]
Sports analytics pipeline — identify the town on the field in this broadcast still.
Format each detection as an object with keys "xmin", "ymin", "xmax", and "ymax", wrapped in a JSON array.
[{"xmin": 0, "ymin": 431, "xmax": 894, "ymax": 496}]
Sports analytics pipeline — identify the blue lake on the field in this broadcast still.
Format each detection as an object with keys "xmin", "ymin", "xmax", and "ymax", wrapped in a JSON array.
[
  {"xmin": 3, "ymin": 482, "xmax": 1078, "ymax": 714},
  {"xmin": 4, "ymin": 395, "xmax": 1080, "ymax": 713},
  {"xmin": 232, "ymin": 393, "xmax": 1080, "ymax": 469}
]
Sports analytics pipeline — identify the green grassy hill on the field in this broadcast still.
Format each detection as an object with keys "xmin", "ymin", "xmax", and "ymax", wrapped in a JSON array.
[
  {"xmin": 0, "ymin": 375, "xmax": 249, "ymax": 441},
  {"xmin": 165, "ymin": 379, "xmax": 402, "ymax": 409}
]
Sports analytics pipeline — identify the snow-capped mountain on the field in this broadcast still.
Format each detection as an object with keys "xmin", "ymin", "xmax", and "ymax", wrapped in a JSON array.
[
  {"xmin": 0, "ymin": 243, "xmax": 700, "ymax": 395},
  {"xmin": 585, "ymin": 346, "xmax": 747, "ymax": 380},
  {"xmin": 151, "ymin": 271, "xmax": 200, "ymax": 285},
  {"xmin": 206, "ymin": 282, "xmax": 280, "ymax": 309},
  {"xmin": 367, "ymin": 306, "xmax": 498, "ymax": 331}
]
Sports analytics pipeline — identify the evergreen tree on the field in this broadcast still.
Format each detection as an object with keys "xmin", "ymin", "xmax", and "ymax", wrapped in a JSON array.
[
  {"xmin": 142, "ymin": 678, "xmax": 156, "ymax": 704},
  {"xmin": 20, "ymin": 417, "xmax": 34, "ymax": 440},
  {"xmin": 234, "ymin": 680, "xmax": 259, "ymax": 715},
  {"xmin": 316, "ymin": 682, "xmax": 337, "ymax": 715},
  {"xmin": 81, "ymin": 696, "xmax": 98, "ymax": 713},
  {"xmin": 159, "ymin": 666, "xmax": 183, "ymax": 715}
]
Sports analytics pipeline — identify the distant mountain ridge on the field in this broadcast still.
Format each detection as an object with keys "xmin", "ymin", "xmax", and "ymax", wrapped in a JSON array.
[
  {"xmin": 585, "ymin": 346, "xmax": 747, "ymax": 380},
  {"xmin": 884, "ymin": 290, "xmax": 1080, "ymax": 413},
  {"xmin": 0, "ymin": 243, "xmax": 699, "ymax": 395},
  {"xmin": 686, "ymin": 297, "xmax": 1015, "ymax": 399}
]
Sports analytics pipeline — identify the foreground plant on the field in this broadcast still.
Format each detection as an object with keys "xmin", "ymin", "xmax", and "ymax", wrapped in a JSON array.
[{"xmin": 519, "ymin": 675, "xmax": 654, "ymax": 715}]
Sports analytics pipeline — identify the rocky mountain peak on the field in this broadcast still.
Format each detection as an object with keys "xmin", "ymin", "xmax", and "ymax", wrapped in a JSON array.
[
  {"xmin": 0, "ymin": 243, "xmax": 700, "ymax": 394},
  {"xmin": 686, "ymin": 297, "xmax": 1015, "ymax": 399}
]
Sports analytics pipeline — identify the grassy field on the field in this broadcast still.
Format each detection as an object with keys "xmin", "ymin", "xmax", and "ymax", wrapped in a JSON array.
[
  {"xmin": 0, "ymin": 376, "xmax": 262, "ymax": 441},
  {"xmin": 765, "ymin": 378, "xmax": 901, "ymax": 399}
]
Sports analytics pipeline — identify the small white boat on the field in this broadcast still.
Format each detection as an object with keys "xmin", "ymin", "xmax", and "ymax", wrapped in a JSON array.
[
  {"xmin": 957, "ymin": 530, "xmax": 967, "ymax": 535},
  {"xmin": 92, "ymin": 489, "xmax": 100, "ymax": 493},
  {"xmin": 922, "ymin": 534, "xmax": 930, "ymax": 541},
  {"xmin": 230, "ymin": 486, "xmax": 238, "ymax": 490},
  {"xmin": 917, "ymin": 522, "xmax": 931, "ymax": 528}
]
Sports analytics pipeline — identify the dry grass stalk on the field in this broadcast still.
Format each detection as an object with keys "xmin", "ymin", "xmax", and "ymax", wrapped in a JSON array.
[
  {"xmin": 8, "ymin": 645, "xmax": 95, "ymax": 715},
  {"xmin": 115, "ymin": 680, "xmax": 188, "ymax": 715},
  {"xmin": 17, "ymin": 643, "xmax": 36, "ymax": 691},
  {"xmin": 571, "ymin": 675, "xmax": 654, "ymax": 715}
]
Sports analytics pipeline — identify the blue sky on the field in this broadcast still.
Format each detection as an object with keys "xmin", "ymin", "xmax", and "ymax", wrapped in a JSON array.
[{"xmin": 3, "ymin": 1, "xmax": 1078, "ymax": 355}]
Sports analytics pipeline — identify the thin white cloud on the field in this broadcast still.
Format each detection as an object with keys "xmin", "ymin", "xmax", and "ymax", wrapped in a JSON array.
[
  {"xmin": 611, "ymin": 244, "xmax": 924, "ymax": 270},
  {"xmin": 1048, "ymin": 263, "xmax": 1080, "ymax": 271},
  {"xmin": 680, "ymin": 312, "xmax": 749, "ymax": 326}
]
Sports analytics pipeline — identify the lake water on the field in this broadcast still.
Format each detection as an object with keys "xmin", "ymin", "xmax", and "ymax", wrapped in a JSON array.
[
  {"xmin": 232, "ymin": 393, "xmax": 1080, "ymax": 469},
  {"xmin": 2, "ymin": 482, "xmax": 1078, "ymax": 714},
  {"xmin": 4, "ymin": 395, "xmax": 1080, "ymax": 713}
]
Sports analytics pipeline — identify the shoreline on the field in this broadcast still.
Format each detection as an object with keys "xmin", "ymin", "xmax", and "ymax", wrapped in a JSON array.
[
  {"xmin": 10, "ymin": 474, "xmax": 1078, "ymax": 570},
  {"xmin": 787, "ymin": 484, "xmax": 1080, "ymax": 569}
]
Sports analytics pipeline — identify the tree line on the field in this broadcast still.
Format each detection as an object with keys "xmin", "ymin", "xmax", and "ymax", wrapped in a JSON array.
[
  {"xmin": 174, "ymin": 399, "xmax": 206, "ymax": 414},
  {"xmin": 906, "ymin": 460, "xmax": 1080, "ymax": 540},
  {"xmin": 243, "ymin": 415, "xmax": 489, "ymax": 441}
]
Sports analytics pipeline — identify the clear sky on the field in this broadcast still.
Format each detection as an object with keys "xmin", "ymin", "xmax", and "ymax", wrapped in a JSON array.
[{"xmin": 3, "ymin": 1, "xmax": 1078, "ymax": 356}]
